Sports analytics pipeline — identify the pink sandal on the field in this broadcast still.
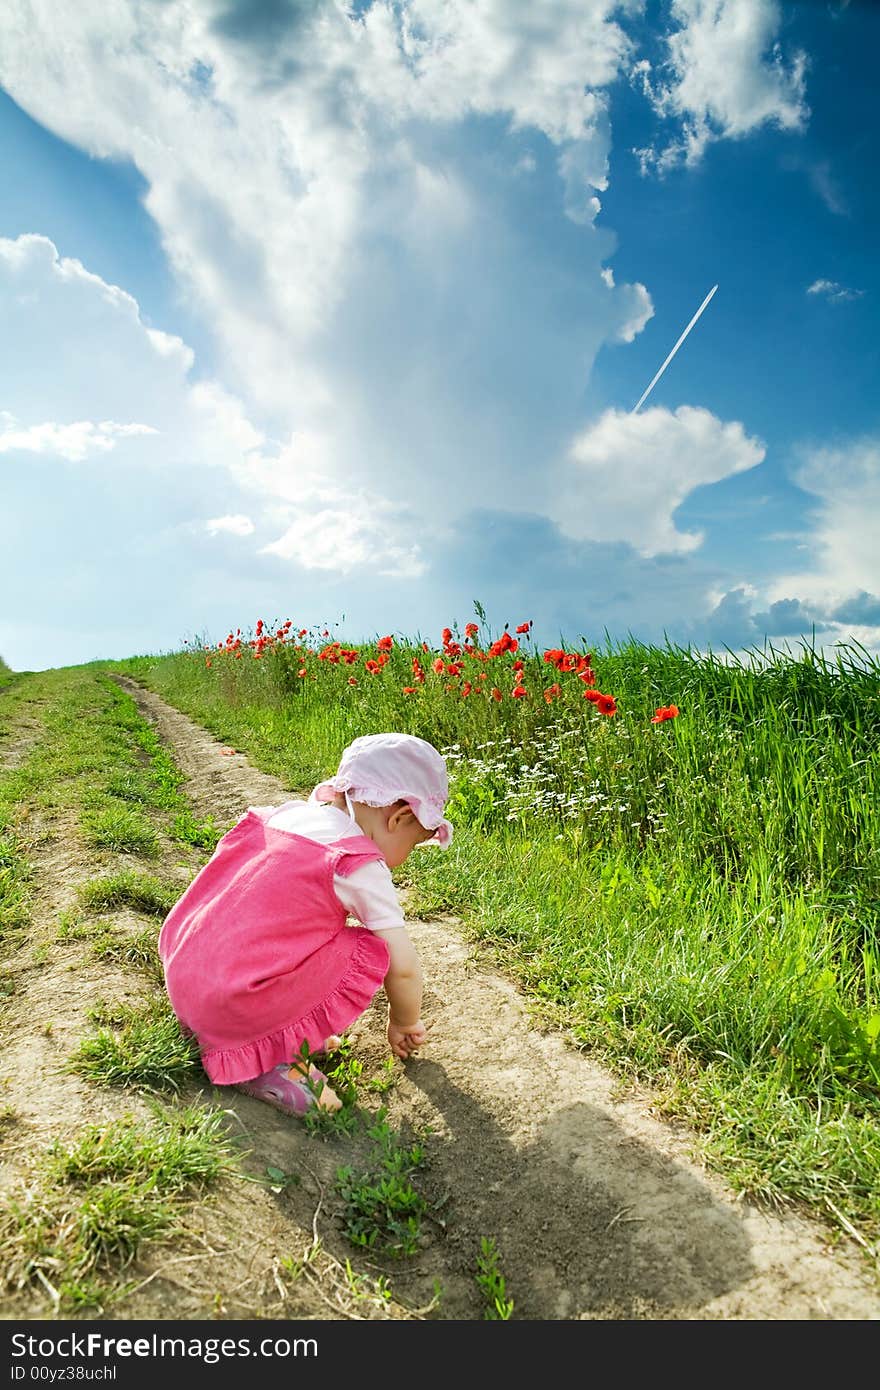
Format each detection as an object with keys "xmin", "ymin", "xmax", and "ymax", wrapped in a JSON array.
[{"xmin": 235, "ymin": 1063, "xmax": 329, "ymax": 1116}]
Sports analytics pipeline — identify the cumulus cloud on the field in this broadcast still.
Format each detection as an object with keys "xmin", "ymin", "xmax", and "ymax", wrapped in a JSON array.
[
  {"xmin": 633, "ymin": 0, "xmax": 808, "ymax": 174},
  {"xmin": 0, "ymin": 1, "xmax": 644, "ymax": 412},
  {"xmin": 0, "ymin": 230, "xmax": 426, "ymax": 584},
  {"xmin": 696, "ymin": 436, "xmax": 880, "ymax": 656},
  {"xmin": 554, "ymin": 404, "xmax": 765, "ymax": 555},
  {"xmin": 260, "ymin": 506, "xmax": 426, "ymax": 579},
  {"xmin": 786, "ymin": 437, "xmax": 880, "ymax": 602}
]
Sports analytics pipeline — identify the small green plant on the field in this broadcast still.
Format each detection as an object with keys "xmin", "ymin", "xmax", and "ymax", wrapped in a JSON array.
[
  {"xmin": 88, "ymin": 926, "xmax": 162, "ymax": 978},
  {"xmin": 475, "ymin": 1236, "xmax": 514, "ymax": 1319},
  {"xmin": 264, "ymin": 1165, "xmax": 300, "ymax": 1194},
  {"xmin": 367, "ymin": 1057, "xmax": 398, "ymax": 1095},
  {"xmin": 336, "ymin": 1114, "xmax": 429, "ymax": 1257}
]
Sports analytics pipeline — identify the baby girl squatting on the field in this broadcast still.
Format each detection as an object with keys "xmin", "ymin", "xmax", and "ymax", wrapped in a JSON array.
[{"xmin": 158, "ymin": 732, "xmax": 454, "ymax": 1116}]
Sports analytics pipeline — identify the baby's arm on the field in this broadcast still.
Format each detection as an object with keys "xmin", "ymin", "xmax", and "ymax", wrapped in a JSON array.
[{"xmin": 372, "ymin": 927, "xmax": 426, "ymax": 1059}]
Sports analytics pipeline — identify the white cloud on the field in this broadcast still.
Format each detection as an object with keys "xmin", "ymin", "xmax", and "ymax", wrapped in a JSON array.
[
  {"xmin": 0, "ymin": 0, "xmax": 645, "ymax": 427},
  {"xmin": 0, "ymin": 412, "xmax": 156, "ymax": 461},
  {"xmin": 770, "ymin": 437, "xmax": 880, "ymax": 607},
  {"xmin": 204, "ymin": 514, "xmax": 255, "ymax": 537},
  {"xmin": 555, "ymin": 404, "xmax": 765, "ymax": 555},
  {"xmin": 806, "ymin": 278, "xmax": 864, "ymax": 303},
  {"xmin": 260, "ymin": 506, "xmax": 426, "ymax": 579},
  {"xmin": 0, "ymin": 230, "xmax": 427, "ymax": 584},
  {"xmin": 600, "ymin": 265, "xmax": 654, "ymax": 342},
  {"xmin": 634, "ymin": 0, "xmax": 808, "ymax": 173},
  {"xmin": 696, "ymin": 436, "xmax": 880, "ymax": 657}
]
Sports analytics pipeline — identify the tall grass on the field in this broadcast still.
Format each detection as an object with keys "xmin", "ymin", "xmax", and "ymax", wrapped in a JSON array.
[{"xmin": 113, "ymin": 616, "xmax": 880, "ymax": 1242}]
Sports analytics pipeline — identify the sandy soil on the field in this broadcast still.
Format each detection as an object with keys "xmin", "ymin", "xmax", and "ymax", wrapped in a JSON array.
[{"xmin": 2, "ymin": 674, "xmax": 879, "ymax": 1322}]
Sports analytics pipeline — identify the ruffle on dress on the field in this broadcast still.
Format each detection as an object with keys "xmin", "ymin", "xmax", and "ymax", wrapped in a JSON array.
[{"xmin": 198, "ymin": 924, "xmax": 389, "ymax": 1085}]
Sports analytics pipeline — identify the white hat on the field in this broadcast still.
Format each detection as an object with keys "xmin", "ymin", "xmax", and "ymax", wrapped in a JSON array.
[{"xmin": 311, "ymin": 732, "xmax": 453, "ymax": 848}]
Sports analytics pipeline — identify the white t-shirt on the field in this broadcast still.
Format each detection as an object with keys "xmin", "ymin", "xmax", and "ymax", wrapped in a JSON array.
[{"xmin": 258, "ymin": 799, "xmax": 407, "ymax": 931}]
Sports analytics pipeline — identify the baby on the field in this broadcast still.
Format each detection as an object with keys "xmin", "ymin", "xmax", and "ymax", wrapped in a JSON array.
[{"xmin": 158, "ymin": 732, "xmax": 452, "ymax": 1114}]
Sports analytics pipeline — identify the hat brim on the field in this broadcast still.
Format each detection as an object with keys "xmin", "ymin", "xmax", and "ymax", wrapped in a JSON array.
[{"xmin": 416, "ymin": 817, "xmax": 453, "ymax": 849}]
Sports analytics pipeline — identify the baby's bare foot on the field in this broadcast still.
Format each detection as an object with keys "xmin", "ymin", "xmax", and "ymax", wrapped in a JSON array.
[
  {"xmin": 286, "ymin": 1064, "xmax": 342, "ymax": 1111},
  {"xmin": 314, "ymin": 1081, "xmax": 342, "ymax": 1111}
]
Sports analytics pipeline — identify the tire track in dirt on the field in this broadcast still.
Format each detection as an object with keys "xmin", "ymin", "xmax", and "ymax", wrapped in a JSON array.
[{"xmin": 106, "ymin": 676, "xmax": 880, "ymax": 1320}]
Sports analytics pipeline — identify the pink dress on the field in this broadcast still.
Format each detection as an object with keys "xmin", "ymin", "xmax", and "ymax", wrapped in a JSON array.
[{"xmin": 158, "ymin": 806, "xmax": 391, "ymax": 1084}]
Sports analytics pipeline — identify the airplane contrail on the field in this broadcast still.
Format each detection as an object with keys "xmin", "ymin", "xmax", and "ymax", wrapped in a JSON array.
[{"xmin": 630, "ymin": 283, "xmax": 718, "ymax": 414}]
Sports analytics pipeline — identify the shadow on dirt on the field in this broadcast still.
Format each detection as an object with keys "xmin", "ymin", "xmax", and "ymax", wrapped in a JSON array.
[{"xmin": 404, "ymin": 1058, "xmax": 753, "ymax": 1319}]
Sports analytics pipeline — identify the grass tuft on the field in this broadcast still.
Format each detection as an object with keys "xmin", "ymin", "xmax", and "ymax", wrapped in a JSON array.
[
  {"xmin": 0, "ymin": 1103, "xmax": 239, "ymax": 1312},
  {"xmin": 75, "ymin": 869, "xmax": 179, "ymax": 918},
  {"xmin": 69, "ymin": 996, "xmax": 202, "ymax": 1092}
]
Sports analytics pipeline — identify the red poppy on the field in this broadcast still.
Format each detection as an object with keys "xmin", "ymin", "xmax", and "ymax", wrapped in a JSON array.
[
  {"xmin": 465, "ymin": 622, "xmax": 479, "ymax": 639},
  {"xmin": 432, "ymin": 657, "xmax": 445, "ymax": 675},
  {"xmin": 487, "ymin": 632, "xmax": 518, "ymax": 658},
  {"xmin": 582, "ymin": 688, "xmax": 601, "ymax": 703},
  {"xmin": 461, "ymin": 681, "xmax": 472, "ymax": 698},
  {"xmin": 297, "ymin": 668, "xmax": 307, "ymax": 678},
  {"xmin": 511, "ymin": 685, "xmax": 527, "ymax": 699},
  {"xmin": 441, "ymin": 627, "xmax": 452, "ymax": 645},
  {"xmin": 402, "ymin": 686, "xmax": 417, "ymax": 694},
  {"xmin": 596, "ymin": 694, "xmax": 617, "ymax": 716},
  {"xmin": 364, "ymin": 659, "xmax": 380, "ymax": 674},
  {"xmin": 543, "ymin": 683, "xmax": 562, "ymax": 703},
  {"xmin": 377, "ymin": 635, "xmax": 393, "ymax": 651},
  {"xmin": 491, "ymin": 687, "xmax": 502, "ymax": 702},
  {"xmin": 515, "ymin": 621, "xmax": 531, "ymax": 634},
  {"xmin": 651, "ymin": 704, "xmax": 680, "ymax": 723}
]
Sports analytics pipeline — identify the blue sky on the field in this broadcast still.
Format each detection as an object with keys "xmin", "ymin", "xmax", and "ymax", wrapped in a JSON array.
[{"xmin": 1, "ymin": 0, "xmax": 877, "ymax": 672}]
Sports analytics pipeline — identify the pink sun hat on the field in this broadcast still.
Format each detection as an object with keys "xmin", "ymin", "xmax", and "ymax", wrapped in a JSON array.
[{"xmin": 311, "ymin": 732, "xmax": 453, "ymax": 848}]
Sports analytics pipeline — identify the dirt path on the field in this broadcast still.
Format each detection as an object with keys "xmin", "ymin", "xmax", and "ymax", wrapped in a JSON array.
[{"xmin": 4, "ymin": 675, "xmax": 880, "ymax": 1321}]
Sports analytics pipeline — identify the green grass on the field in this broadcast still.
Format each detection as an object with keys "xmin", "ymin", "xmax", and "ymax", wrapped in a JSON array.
[
  {"xmin": 109, "ymin": 614, "xmax": 880, "ymax": 1247},
  {"xmin": 80, "ymin": 805, "xmax": 161, "ymax": 857},
  {"xmin": 0, "ymin": 655, "xmax": 18, "ymax": 691},
  {"xmin": 74, "ymin": 869, "xmax": 181, "ymax": 918},
  {"xmin": 0, "ymin": 1103, "xmax": 239, "ymax": 1312},
  {"xmin": 70, "ymin": 996, "xmax": 203, "ymax": 1092}
]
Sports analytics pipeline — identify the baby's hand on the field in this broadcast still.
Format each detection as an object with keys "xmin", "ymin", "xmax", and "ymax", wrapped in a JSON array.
[{"xmin": 387, "ymin": 1018, "xmax": 428, "ymax": 1059}]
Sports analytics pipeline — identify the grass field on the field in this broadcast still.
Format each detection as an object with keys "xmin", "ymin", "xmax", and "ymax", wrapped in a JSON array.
[
  {"xmin": 1, "ymin": 610, "xmax": 878, "ymax": 1310},
  {"xmin": 111, "ymin": 612, "xmax": 880, "ymax": 1240}
]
